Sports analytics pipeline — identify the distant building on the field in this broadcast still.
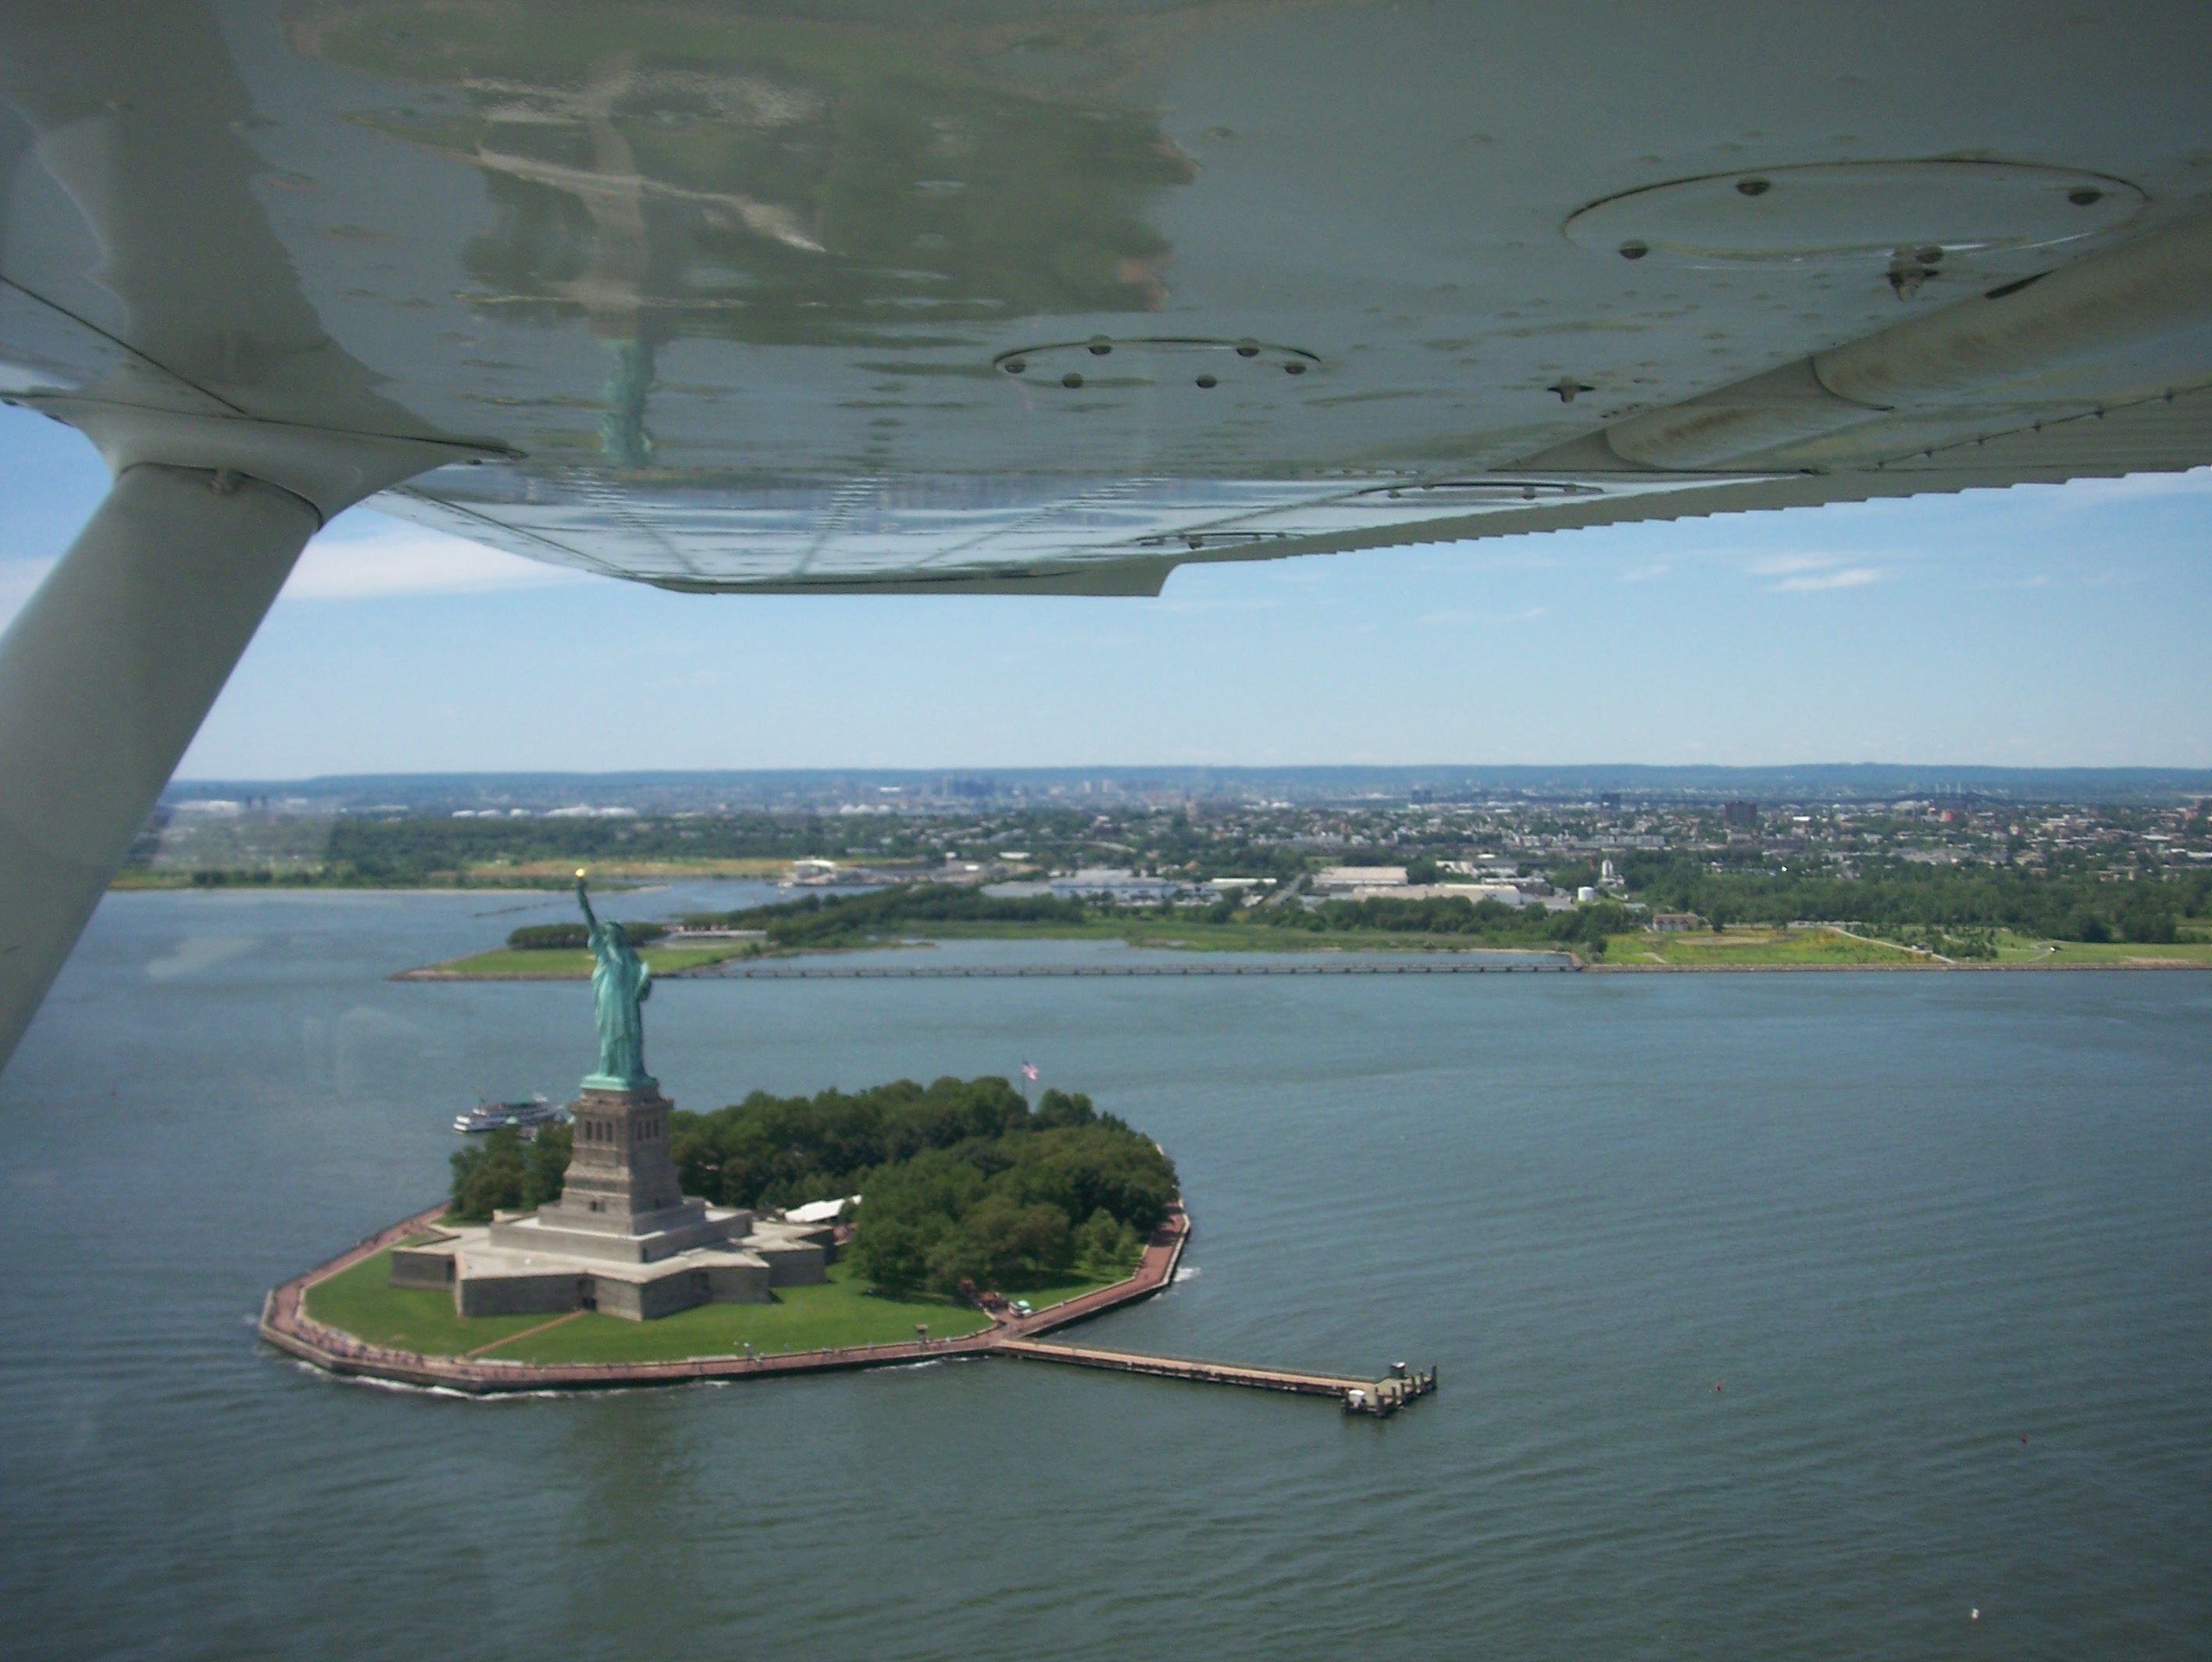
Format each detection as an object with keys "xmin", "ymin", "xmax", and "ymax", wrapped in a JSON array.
[
  {"xmin": 1651, "ymin": 911, "xmax": 1706, "ymax": 932},
  {"xmin": 1049, "ymin": 868, "xmax": 1190, "ymax": 905},
  {"xmin": 1314, "ymin": 865, "xmax": 1407, "ymax": 893},
  {"xmin": 1346, "ymin": 881, "xmax": 1524, "ymax": 905},
  {"xmin": 1722, "ymin": 801, "xmax": 1759, "ymax": 828}
]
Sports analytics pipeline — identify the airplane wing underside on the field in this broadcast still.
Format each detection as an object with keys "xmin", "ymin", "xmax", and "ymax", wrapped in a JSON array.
[{"xmin": 2, "ymin": 0, "xmax": 2210, "ymax": 594}]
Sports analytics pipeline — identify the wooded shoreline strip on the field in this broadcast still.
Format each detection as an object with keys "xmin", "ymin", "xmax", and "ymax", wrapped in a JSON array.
[{"xmin": 392, "ymin": 955, "xmax": 2207, "ymax": 980}]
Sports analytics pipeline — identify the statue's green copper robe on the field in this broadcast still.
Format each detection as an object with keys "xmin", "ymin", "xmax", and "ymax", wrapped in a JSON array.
[{"xmin": 579, "ymin": 882, "xmax": 651, "ymax": 1086}]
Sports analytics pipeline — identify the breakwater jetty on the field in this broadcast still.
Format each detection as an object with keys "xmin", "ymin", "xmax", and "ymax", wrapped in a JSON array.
[{"xmin": 260, "ymin": 1202, "xmax": 1432, "ymax": 1415}]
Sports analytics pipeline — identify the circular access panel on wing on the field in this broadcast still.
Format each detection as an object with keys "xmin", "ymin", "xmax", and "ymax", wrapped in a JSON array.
[{"xmin": 1566, "ymin": 161, "xmax": 2143, "ymax": 266}]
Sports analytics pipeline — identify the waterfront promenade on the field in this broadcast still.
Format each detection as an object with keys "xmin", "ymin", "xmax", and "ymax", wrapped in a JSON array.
[{"xmin": 262, "ymin": 1202, "xmax": 1193, "ymax": 1393}]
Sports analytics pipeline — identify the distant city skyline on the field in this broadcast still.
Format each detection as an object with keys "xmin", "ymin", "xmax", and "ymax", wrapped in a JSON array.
[
  {"xmin": 5, "ymin": 406, "xmax": 2210, "ymax": 776},
  {"xmin": 160, "ymin": 763, "xmax": 2212, "ymax": 811}
]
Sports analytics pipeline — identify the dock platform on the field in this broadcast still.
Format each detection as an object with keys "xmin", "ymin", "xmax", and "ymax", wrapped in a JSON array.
[{"xmin": 998, "ymin": 1338, "xmax": 1437, "ymax": 1415}]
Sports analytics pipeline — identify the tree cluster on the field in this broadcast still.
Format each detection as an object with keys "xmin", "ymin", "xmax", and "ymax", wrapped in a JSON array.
[
  {"xmin": 322, "ymin": 814, "xmax": 877, "ymax": 883},
  {"xmin": 506, "ymin": 920, "xmax": 667, "ymax": 950},
  {"xmin": 689, "ymin": 884, "xmax": 1094, "ymax": 948},
  {"xmin": 1614, "ymin": 852, "xmax": 2210, "ymax": 943},
  {"xmin": 1263, "ymin": 893, "xmax": 1630, "ymax": 951},
  {"xmin": 448, "ymin": 1123, "xmax": 572, "ymax": 1221},
  {"xmin": 671, "ymin": 1075, "xmax": 1173, "ymax": 1297},
  {"xmin": 843, "ymin": 1096, "xmax": 1172, "ymax": 1298}
]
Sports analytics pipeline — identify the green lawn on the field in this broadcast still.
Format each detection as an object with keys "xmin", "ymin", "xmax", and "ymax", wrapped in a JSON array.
[
  {"xmin": 1599, "ymin": 927, "xmax": 1925, "ymax": 968},
  {"xmin": 1003, "ymin": 1264, "xmax": 1140, "ymax": 1312},
  {"xmin": 803, "ymin": 917, "xmax": 1569, "ymax": 957},
  {"xmin": 305, "ymin": 1246, "xmax": 1147, "ymax": 1364},
  {"xmin": 1988, "ymin": 931, "xmax": 2212, "ymax": 965},
  {"xmin": 305, "ymin": 1255, "xmax": 990, "ymax": 1364},
  {"xmin": 413, "ymin": 943, "xmax": 759, "ymax": 978},
  {"xmin": 304, "ymin": 1250, "xmax": 551, "ymax": 1354},
  {"xmin": 472, "ymin": 1264, "xmax": 993, "ymax": 1364}
]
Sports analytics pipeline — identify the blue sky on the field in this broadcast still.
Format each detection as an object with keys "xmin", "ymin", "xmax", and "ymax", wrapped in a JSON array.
[{"xmin": 2, "ymin": 405, "xmax": 2207, "ymax": 778}]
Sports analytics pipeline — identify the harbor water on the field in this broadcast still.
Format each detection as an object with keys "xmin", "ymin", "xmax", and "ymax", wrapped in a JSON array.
[{"xmin": 2, "ymin": 886, "xmax": 2207, "ymax": 1660}]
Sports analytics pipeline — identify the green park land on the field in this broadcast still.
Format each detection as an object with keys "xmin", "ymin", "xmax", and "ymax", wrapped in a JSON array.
[
  {"xmin": 408, "ymin": 942, "xmax": 767, "ymax": 978},
  {"xmin": 413, "ymin": 925, "xmax": 1566, "ymax": 978},
  {"xmin": 305, "ymin": 1250, "xmax": 1133, "ymax": 1364},
  {"xmin": 417, "ymin": 918, "xmax": 2212, "ymax": 978},
  {"xmin": 1982, "ymin": 930, "xmax": 2212, "ymax": 964},
  {"xmin": 1598, "ymin": 925, "xmax": 2212, "ymax": 968},
  {"xmin": 1598, "ymin": 927, "xmax": 1928, "ymax": 967}
]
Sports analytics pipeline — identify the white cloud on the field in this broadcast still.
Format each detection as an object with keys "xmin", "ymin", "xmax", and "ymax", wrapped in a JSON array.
[
  {"xmin": 283, "ymin": 524, "xmax": 591, "ymax": 601},
  {"xmin": 1770, "ymin": 566, "xmax": 1884, "ymax": 593},
  {"xmin": 1745, "ymin": 553, "xmax": 1837, "ymax": 577},
  {"xmin": 1417, "ymin": 603, "xmax": 1547, "ymax": 626},
  {"xmin": 1742, "ymin": 551, "xmax": 1886, "ymax": 593}
]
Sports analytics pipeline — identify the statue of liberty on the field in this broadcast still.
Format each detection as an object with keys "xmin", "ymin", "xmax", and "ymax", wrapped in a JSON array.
[{"xmin": 576, "ymin": 873, "xmax": 652, "ymax": 1088}]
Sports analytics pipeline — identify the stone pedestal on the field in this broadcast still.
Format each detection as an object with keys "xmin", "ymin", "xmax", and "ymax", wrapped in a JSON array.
[
  {"xmin": 546, "ymin": 1082, "xmax": 693, "ymax": 1232},
  {"xmin": 420, "ymin": 1078, "xmax": 833, "ymax": 1321},
  {"xmin": 488, "ymin": 1083, "xmax": 746, "ymax": 1264}
]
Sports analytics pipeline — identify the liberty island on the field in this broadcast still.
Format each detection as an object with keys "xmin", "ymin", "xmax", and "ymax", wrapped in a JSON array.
[{"xmin": 256, "ymin": 881, "xmax": 1428, "ymax": 1409}]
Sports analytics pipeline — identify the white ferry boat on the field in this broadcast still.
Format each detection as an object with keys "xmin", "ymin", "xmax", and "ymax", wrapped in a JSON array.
[{"xmin": 451, "ymin": 1095, "xmax": 561, "ymax": 1136}]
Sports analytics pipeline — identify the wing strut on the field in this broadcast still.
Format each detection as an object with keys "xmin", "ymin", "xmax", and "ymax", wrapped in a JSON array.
[{"xmin": 0, "ymin": 463, "xmax": 318, "ymax": 1067}]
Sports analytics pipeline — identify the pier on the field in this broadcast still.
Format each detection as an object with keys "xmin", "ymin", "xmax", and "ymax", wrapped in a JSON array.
[{"xmin": 999, "ymin": 1339, "xmax": 1437, "ymax": 1415}]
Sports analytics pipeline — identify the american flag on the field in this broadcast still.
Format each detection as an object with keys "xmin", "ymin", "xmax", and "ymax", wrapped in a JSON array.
[{"xmin": 1020, "ymin": 1059, "xmax": 1040, "ymax": 1082}]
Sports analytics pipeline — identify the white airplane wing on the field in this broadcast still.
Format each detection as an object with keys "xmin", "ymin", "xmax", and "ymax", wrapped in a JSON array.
[
  {"xmin": 3, "ymin": 2, "xmax": 2209, "ymax": 595},
  {"xmin": 0, "ymin": 0, "xmax": 2208, "ymax": 1055}
]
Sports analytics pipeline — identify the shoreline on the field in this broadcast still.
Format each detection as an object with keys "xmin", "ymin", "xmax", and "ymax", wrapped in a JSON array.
[
  {"xmin": 392, "ymin": 937, "xmax": 1580, "ymax": 980},
  {"xmin": 396, "ymin": 950, "xmax": 2212, "ymax": 980},
  {"xmin": 259, "ymin": 1202, "xmax": 1193, "ymax": 1396},
  {"xmin": 1584, "ymin": 958, "xmax": 2212, "ymax": 972}
]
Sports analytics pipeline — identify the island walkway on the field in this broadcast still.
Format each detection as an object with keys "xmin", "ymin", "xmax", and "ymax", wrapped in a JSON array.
[{"xmin": 260, "ymin": 1201, "xmax": 1430, "ymax": 1414}]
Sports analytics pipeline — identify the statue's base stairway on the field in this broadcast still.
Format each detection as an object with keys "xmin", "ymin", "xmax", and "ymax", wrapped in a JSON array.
[{"xmin": 391, "ymin": 1082, "xmax": 832, "ymax": 1321}]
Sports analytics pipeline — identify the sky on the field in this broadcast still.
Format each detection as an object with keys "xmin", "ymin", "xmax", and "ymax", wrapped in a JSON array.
[{"xmin": 2, "ymin": 404, "xmax": 2207, "ymax": 779}]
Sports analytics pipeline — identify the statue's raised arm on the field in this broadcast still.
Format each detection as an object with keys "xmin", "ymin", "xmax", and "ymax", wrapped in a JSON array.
[{"xmin": 576, "ymin": 872, "xmax": 601, "ymax": 938}]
